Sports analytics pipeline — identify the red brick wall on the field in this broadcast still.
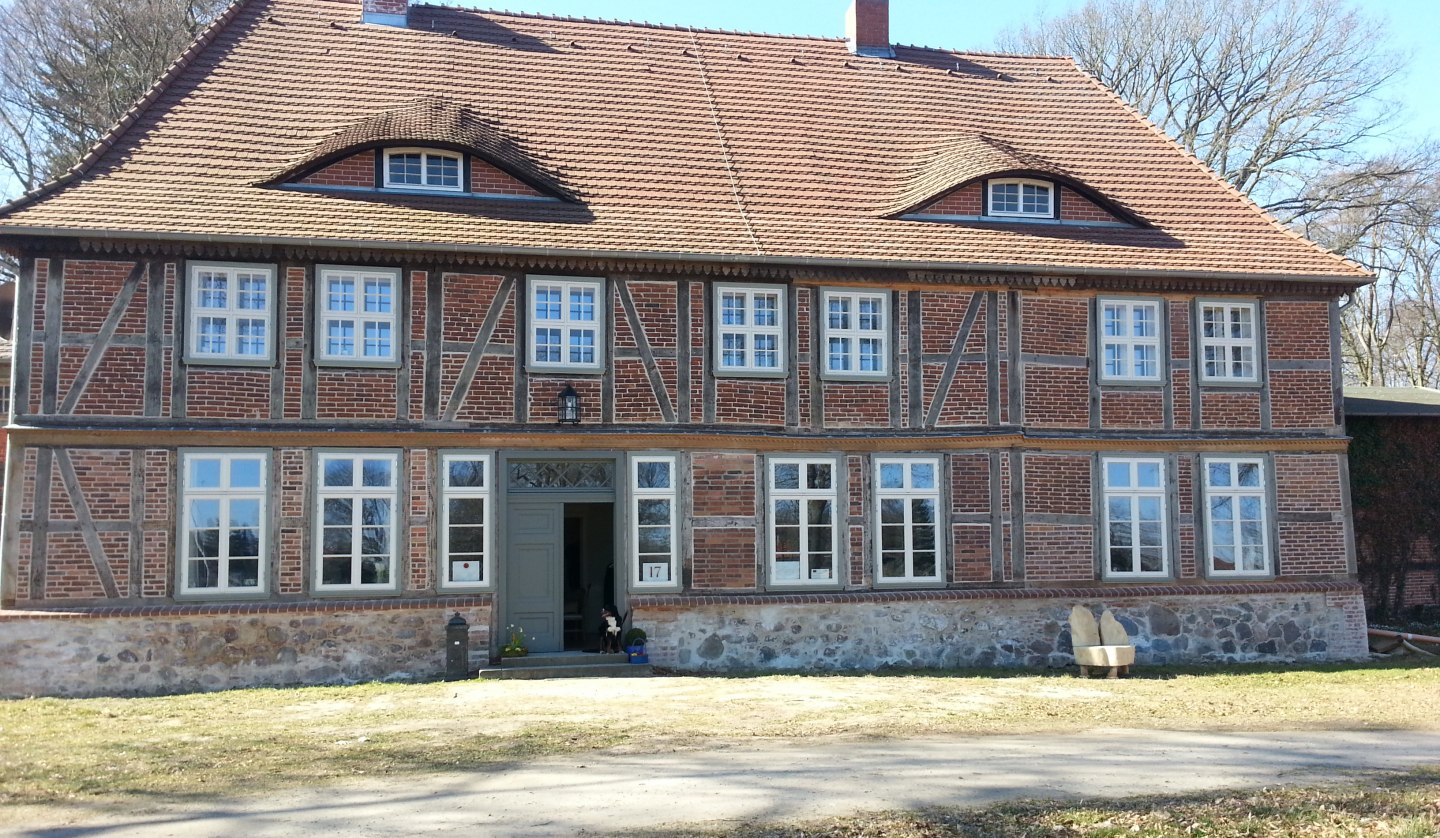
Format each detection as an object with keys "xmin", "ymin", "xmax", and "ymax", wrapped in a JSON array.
[
  {"xmin": 300, "ymin": 151, "xmax": 375, "ymax": 188},
  {"xmin": 1275, "ymin": 454, "xmax": 1349, "ymax": 577},
  {"xmin": 188, "ymin": 370, "xmax": 270, "ymax": 419},
  {"xmin": 471, "ymin": 160, "xmax": 543, "ymax": 197},
  {"xmin": 1023, "ymin": 453, "xmax": 1091, "ymax": 516},
  {"xmin": 1100, "ymin": 390, "xmax": 1164, "ymax": 428},
  {"xmin": 1058, "ymin": 188, "xmax": 1121, "ymax": 223},
  {"xmin": 822, "ymin": 382, "xmax": 889, "ymax": 427},
  {"xmin": 316, "ymin": 370, "xmax": 398, "ymax": 420},
  {"xmin": 715, "ymin": 378, "xmax": 785, "ymax": 426},
  {"xmin": 690, "ymin": 453, "xmax": 758, "ymax": 590},
  {"xmin": 918, "ymin": 182, "xmax": 982, "ymax": 216},
  {"xmin": 1199, "ymin": 390, "xmax": 1262, "ymax": 429}
]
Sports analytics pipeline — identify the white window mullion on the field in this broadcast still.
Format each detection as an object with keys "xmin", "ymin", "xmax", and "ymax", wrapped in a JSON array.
[
  {"xmin": 180, "ymin": 451, "xmax": 269, "ymax": 595},
  {"xmin": 823, "ymin": 289, "xmax": 888, "ymax": 377},
  {"xmin": 1099, "ymin": 299, "xmax": 1161, "ymax": 382},
  {"xmin": 874, "ymin": 457, "xmax": 941, "ymax": 583},
  {"xmin": 768, "ymin": 458, "xmax": 838, "ymax": 586},
  {"xmin": 1198, "ymin": 301, "xmax": 1259, "ymax": 383},
  {"xmin": 315, "ymin": 451, "xmax": 400, "ymax": 592},
  {"xmin": 715, "ymin": 284, "xmax": 785, "ymax": 374},
  {"xmin": 383, "ymin": 147, "xmax": 463, "ymax": 192},
  {"xmin": 188, "ymin": 263, "xmax": 276, "ymax": 364},
  {"xmin": 632, "ymin": 455, "xmax": 678, "ymax": 588},
  {"xmin": 528, "ymin": 276, "xmax": 604, "ymax": 372},
  {"xmin": 1203, "ymin": 457, "xmax": 1270, "ymax": 576},
  {"xmin": 317, "ymin": 267, "xmax": 399, "ymax": 365},
  {"xmin": 1101, "ymin": 457, "xmax": 1168, "ymax": 579},
  {"xmin": 987, "ymin": 178, "xmax": 1054, "ymax": 218}
]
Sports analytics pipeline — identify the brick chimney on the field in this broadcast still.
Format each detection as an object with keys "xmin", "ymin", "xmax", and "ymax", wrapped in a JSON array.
[
  {"xmin": 846, "ymin": 0, "xmax": 895, "ymax": 58},
  {"xmin": 362, "ymin": 0, "xmax": 408, "ymax": 27}
]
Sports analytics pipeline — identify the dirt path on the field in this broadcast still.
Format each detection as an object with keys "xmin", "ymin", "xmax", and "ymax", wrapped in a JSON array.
[{"xmin": 8, "ymin": 728, "xmax": 1439, "ymax": 837}]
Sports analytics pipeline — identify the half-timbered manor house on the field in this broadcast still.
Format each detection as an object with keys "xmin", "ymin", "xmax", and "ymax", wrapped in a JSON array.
[{"xmin": 0, "ymin": 0, "xmax": 1371, "ymax": 694}]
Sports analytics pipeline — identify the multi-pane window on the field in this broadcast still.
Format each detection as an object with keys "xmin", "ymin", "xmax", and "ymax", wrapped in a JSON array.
[
  {"xmin": 180, "ymin": 451, "xmax": 267, "ymax": 595},
  {"xmin": 1099, "ymin": 300, "xmax": 1161, "ymax": 382},
  {"xmin": 1199, "ymin": 302, "xmax": 1259, "ymax": 382},
  {"xmin": 1203, "ymin": 458, "xmax": 1270, "ymax": 576},
  {"xmin": 315, "ymin": 451, "xmax": 399, "ymax": 590},
  {"xmin": 715, "ymin": 285, "xmax": 785, "ymax": 374},
  {"xmin": 316, "ymin": 267, "xmax": 399, "ymax": 364},
  {"xmin": 187, "ymin": 263, "xmax": 275, "ymax": 363},
  {"xmin": 440, "ymin": 453, "xmax": 490, "ymax": 589},
  {"xmin": 1102, "ymin": 458, "xmax": 1168, "ymax": 578},
  {"xmin": 528, "ymin": 277, "xmax": 604, "ymax": 371},
  {"xmin": 383, "ymin": 148, "xmax": 463, "ymax": 192},
  {"xmin": 631, "ymin": 456, "xmax": 678, "ymax": 588},
  {"xmin": 988, "ymin": 178, "xmax": 1053, "ymax": 217},
  {"xmin": 875, "ymin": 457, "xmax": 941, "ymax": 583},
  {"xmin": 822, "ymin": 290, "xmax": 888, "ymax": 376},
  {"xmin": 768, "ymin": 458, "xmax": 838, "ymax": 585}
]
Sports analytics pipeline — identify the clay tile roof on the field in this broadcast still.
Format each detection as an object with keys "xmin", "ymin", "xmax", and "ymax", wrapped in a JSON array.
[
  {"xmin": 272, "ymin": 96, "xmax": 576, "ymax": 200},
  {"xmin": 0, "ymin": 0, "xmax": 1370, "ymax": 283}
]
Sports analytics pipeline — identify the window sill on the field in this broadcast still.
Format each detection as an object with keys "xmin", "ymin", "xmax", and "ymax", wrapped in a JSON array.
[
  {"xmin": 713, "ymin": 369, "xmax": 788, "ymax": 380},
  {"xmin": 174, "ymin": 589, "xmax": 271, "ymax": 602},
  {"xmin": 819, "ymin": 372, "xmax": 891, "ymax": 384},
  {"xmin": 525, "ymin": 363, "xmax": 605, "ymax": 376},
  {"xmin": 1197, "ymin": 378, "xmax": 1264, "ymax": 388},
  {"xmin": 311, "ymin": 586, "xmax": 404, "ymax": 597},
  {"xmin": 183, "ymin": 354, "xmax": 278, "ymax": 369},
  {"xmin": 313, "ymin": 358, "xmax": 403, "ymax": 371}
]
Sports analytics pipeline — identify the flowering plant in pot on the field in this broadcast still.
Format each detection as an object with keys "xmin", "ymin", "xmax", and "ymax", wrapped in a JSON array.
[
  {"xmin": 623, "ymin": 627, "xmax": 648, "ymax": 664},
  {"xmin": 501, "ymin": 624, "xmax": 529, "ymax": 658}
]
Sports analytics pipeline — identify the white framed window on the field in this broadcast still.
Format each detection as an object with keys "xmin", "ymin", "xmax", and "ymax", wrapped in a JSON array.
[
  {"xmin": 874, "ymin": 457, "xmax": 941, "ymax": 583},
  {"xmin": 1102, "ymin": 457, "xmax": 1168, "ymax": 578},
  {"xmin": 382, "ymin": 147, "xmax": 463, "ymax": 192},
  {"xmin": 767, "ymin": 457, "xmax": 839, "ymax": 586},
  {"xmin": 187, "ymin": 262, "xmax": 276, "ymax": 364},
  {"xmin": 315, "ymin": 451, "xmax": 400, "ymax": 591},
  {"xmin": 987, "ymin": 178, "xmax": 1053, "ymax": 218},
  {"xmin": 316, "ymin": 266, "xmax": 400, "ymax": 365},
  {"xmin": 179, "ymin": 451, "xmax": 268, "ymax": 595},
  {"xmin": 1099, "ymin": 299, "xmax": 1161, "ymax": 382},
  {"xmin": 822, "ymin": 289, "xmax": 888, "ymax": 377},
  {"xmin": 714, "ymin": 284, "xmax": 785, "ymax": 375},
  {"xmin": 1203, "ymin": 457, "xmax": 1270, "ymax": 576},
  {"xmin": 631, "ymin": 455, "xmax": 678, "ymax": 588},
  {"xmin": 440, "ymin": 452, "xmax": 491, "ymax": 590},
  {"xmin": 1198, "ymin": 301, "xmax": 1259, "ymax": 383},
  {"xmin": 528, "ymin": 276, "xmax": 604, "ymax": 372}
]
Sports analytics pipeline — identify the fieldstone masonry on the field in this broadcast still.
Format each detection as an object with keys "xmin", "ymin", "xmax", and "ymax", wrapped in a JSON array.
[
  {"xmin": 0, "ymin": 603, "xmax": 490, "ymax": 698},
  {"xmin": 635, "ymin": 589, "xmax": 1369, "ymax": 671}
]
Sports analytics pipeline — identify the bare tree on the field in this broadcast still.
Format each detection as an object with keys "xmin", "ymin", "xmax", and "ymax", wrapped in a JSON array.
[
  {"xmin": 1000, "ymin": 0, "xmax": 1408, "ymax": 217},
  {"xmin": 0, "ymin": 0, "xmax": 227, "ymax": 200}
]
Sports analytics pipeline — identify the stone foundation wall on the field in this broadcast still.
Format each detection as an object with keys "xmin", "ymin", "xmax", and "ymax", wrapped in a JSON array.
[
  {"xmin": 633, "ymin": 587, "xmax": 1369, "ymax": 671},
  {"xmin": 0, "ymin": 601, "xmax": 491, "ymax": 698}
]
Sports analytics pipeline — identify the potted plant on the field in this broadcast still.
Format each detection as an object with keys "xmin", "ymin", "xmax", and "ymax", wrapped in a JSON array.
[
  {"xmin": 623, "ymin": 627, "xmax": 648, "ymax": 664},
  {"xmin": 501, "ymin": 624, "xmax": 529, "ymax": 658}
]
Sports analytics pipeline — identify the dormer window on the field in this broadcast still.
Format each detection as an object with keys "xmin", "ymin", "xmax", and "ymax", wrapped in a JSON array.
[
  {"xmin": 382, "ymin": 148, "xmax": 462, "ymax": 192},
  {"xmin": 987, "ymin": 178, "xmax": 1054, "ymax": 218}
]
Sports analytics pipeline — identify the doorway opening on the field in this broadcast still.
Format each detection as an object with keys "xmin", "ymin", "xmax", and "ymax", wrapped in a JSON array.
[{"xmin": 563, "ymin": 502, "xmax": 615, "ymax": 652}]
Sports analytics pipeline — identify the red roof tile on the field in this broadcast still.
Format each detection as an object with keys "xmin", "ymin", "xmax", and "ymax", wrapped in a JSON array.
[{"xmin": 0, "ymin": 0, "xmax": 1369, "ymax": 282}]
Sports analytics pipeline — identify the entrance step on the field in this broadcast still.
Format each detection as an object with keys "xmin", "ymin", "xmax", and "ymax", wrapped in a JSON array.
[{"xmin": 475, "ymin": 651, "xmax": 651, "ymax": 680}]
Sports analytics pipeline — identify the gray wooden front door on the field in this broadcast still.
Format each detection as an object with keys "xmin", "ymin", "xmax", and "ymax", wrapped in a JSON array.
[{"xmin": 505, "ymin": 501, "xmax": 565, "ymax": 653}]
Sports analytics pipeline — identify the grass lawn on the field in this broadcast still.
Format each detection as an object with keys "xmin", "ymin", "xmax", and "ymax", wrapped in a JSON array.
[
  {"xmin": 633, "ymin": 767, "xmax": 1440, "ymax": 837},
  {"xmin": 1, "ymin": 658, "xmax": 1437, "ymax": 808}
]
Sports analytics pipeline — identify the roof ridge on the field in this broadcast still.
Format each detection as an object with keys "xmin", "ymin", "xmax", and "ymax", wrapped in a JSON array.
[
  {"xmin": 0, "ymin": 0, "xmax": 255, "ymax": 217},
  {"xmin": 418, "ymin": 4, "xmax": 847, "ymax": 43},
  {"xmin": 1060, "ymin": 56, "xmax": 1369, "ymax": 278}
]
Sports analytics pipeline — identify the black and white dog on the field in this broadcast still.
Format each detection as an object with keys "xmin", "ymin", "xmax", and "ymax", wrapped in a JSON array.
[{"xmin": 599, "ymin": 605, "xmax": 623, "ymax": 653}]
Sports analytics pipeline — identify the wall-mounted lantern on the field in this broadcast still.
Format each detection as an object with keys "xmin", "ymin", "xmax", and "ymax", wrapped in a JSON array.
[{"xmin": 557, "ymin": 384, "xmax": 581, "ymax": 425}]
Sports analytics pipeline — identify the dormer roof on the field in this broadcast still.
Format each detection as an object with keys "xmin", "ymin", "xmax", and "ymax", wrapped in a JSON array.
[
  {"xmin": 886, "ymin": 135, "xmax": 1143, "ymax": 225},
  {"xmin": 269, "ymin": 97, "xmax": 576, "ymax": 201}
]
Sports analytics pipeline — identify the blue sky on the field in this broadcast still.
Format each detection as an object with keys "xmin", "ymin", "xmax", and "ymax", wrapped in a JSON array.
[{"xmin": 470, "ymin": 0, "xmax": 1440, "ymax": 140}]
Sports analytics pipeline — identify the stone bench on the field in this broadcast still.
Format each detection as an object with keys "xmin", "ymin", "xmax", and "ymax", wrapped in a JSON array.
[{"xmin": 1069, "ymin": 604, "xmax": 1136, "ymax": 678}]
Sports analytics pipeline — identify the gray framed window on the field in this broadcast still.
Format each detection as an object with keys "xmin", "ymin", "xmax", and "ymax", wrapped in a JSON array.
[
  {"xmin": 314, "ymin": 450, "xmax": 401, "ymax": 592},
  {"xmin": 822, "ymin": 289, "xmax": 889, "ymax": 378},
  {"xmin": 315, "ymin": 266, "xmax": 400, "ymax": 366},
  {"xmin": 1198, "ymin": 301, "xmax": 1259, "ymax": 383},
  {"xmin": 631, "ymin": 455, "xmax": 678, "ymax": 589},
  {"xmin": 714, "ymin": 284, "xmax": 785, "ymax": 375},
  {"xmin": 186, "ymin": 262, "xmax": 276, "ymax": 365},
  {"xmin": 1098, "ymin": 299, "xmax": 1161, "ymax": 382},
  {"xmin": 527, "ymin": 276, "xmax": 604, "ymax": 372},
  {"xmin": 767, "ymin": 457, "xmax": 839, "ymax": 586},
  {"xmin": 179, "ymin": 450, "xmax": 269, "ymax": 596},
  {"xmin": 1101, "ymin": 457, "xmax": 1168, "ymax": 579},
  {"xmin": 874, "ymin": 456, "xmax": 941, "ymax": 583},
  {"xmin": 439, "ymin": 452, "xmax": 491, "ymax": 590},
  {"xmin": 1202, "ymin": 457, "xmax": 1271, "ymax": 576}
]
